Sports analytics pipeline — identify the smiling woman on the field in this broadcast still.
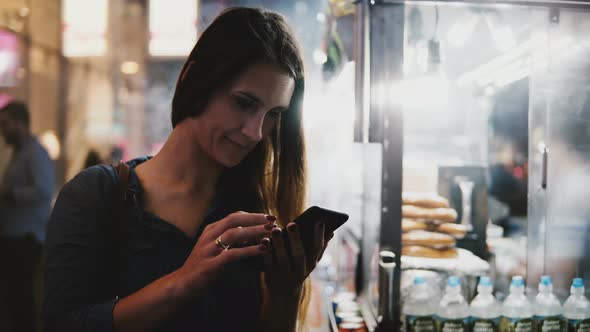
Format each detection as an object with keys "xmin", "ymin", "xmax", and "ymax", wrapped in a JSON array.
[
  {"xmin": 183, "ymin": 63, "xmax": 295, "ymax": 168},
  {"xmin": 44, "ymin": 7, "xmax": 329, "ymax": 332}
]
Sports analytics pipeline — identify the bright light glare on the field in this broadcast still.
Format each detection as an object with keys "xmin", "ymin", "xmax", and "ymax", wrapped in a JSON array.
[
  {"xmin": 0, "ymin": 52, "xmax": 11, "ymax": 74},
  {"xmin": 485, "ymin": 14, "xmax": 517, "ymax": 52},
  {"xmin": 39, "ymin": 131, "xmax": 61, "ymax": 160},
  {"xmin": 493, "ymin": 26, "xmax": 517, "ymax": 51},
  {"xmin": 149, "ymin": 0, "xmax": 197, "ymax": 56},
  {"xmin": 63, "ymin": 0, "xmax": 107, "ymax": 57},
  {"xmin": 313, "ymin": 49, "xmax": 328, "ymax": 64},
  {"xmin": 457, "ymin": 35, "xmax": 575, "ymax": 88},
  {"xmin": 457, "ymin": 35, "xmax": 545, "ymax": 86},
  {"xmin": 390, "ymin": 73, "xmax": 450, "ymax": 109},
  {"xmin": 403, "ymin": 43, "xmax": 428, "ymax": 75},
  {"xmin": 316, "ymin": 13, "xmax": 326, "ymax": 23},
  {"xmin": 120, "ymin": 61, "xmax": 139, "ymax": 75},
  {"xmin": 303, "ymin": 62, "xmax": 355, "ymax": 131},
  {"xmin": 447, "ymin": 15, "xmax": 479, "ymax": 47}
]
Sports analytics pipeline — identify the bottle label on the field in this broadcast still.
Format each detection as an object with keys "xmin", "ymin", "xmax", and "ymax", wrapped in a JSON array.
[
  {"xmin": 435, "ymin": 317, "xmax": 468, "ymax": 332},
  {"xmin": 534, "ymin": 315, "xmax": 563, "ymax": 332},
  {"xmin": 406, "ymin": 315, "xmax": 435, "ymax": 332},
  {"xmin": 567, "ymin": 318, "xmax": 590, "ymax": 332},
  {"xmin": 471, "ymin": 317, "xmax": 500, "ymax": 332},
  {"xmin": 502, "ymin": 317, "xmax": 533, "ymax": 332}
]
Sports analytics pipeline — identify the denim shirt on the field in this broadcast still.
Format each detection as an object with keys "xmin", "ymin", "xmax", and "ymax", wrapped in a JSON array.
[
  {"xmin": 44, "ymin": 157, "xmax": 262, "ymax": 331},
  {"xmin": 0, "ymin": 136, "xmax": 55, "ymax": 242}
]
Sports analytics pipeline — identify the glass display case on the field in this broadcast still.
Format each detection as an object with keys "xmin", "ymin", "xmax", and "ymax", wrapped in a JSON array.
[
  {"xmin": 346, "ymin": 0, "xmax": 590, "ymax": 330},
  {"xmin": 527, "ymin": 5, "xmax": 590, "ymax": 299}
]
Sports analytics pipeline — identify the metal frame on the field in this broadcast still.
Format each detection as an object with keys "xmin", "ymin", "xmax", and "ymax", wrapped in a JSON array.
[
  {"xmin": 354, "ymin": 0, "xmax": 590, "ymax": 329},
  {"xmin": 354, "ymin": 0, "xmax": 371, "ymax": 143},
  {"xmin": 371, "ymin": 1, "xmax": 405, "ymax": 329},
  {"xmin": 373, "ymin": 0, "xmax": 590, "ymax": 7},
  {"xmin": 355, "ymin": 0, "xmax": 405, "ymax": 329}
]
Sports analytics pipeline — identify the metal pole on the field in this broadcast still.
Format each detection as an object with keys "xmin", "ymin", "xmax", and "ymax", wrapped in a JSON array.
[
  {"xmin": 369, "ymin": 1, "xmax": 405, "ymax": 329},
  {"xmin": 354, "ymin": 0, "xmax": 371, "ymax": 143}
]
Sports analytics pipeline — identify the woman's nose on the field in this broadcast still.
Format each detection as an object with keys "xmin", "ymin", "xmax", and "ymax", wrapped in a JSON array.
[{"xmin": 241, "ymin": 113, "xmax": 265, "ymax": 142}]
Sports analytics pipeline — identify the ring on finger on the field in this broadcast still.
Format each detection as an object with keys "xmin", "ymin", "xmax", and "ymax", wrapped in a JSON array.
[{"xmin": 215, "ymin": 236, "xmax": 231, "ymax": 251}]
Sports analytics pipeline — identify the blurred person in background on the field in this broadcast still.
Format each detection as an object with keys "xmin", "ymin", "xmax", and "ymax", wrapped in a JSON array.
[
  {"xmin": 83, "ymin": 149, "xmax": 103, "ymax": 169},
  {"xmin": 108, "ymin": 146, "xmax": 124, "ymax": 165},
  {"xmin": 44, "ymin": 7, "xmax": 332, "ymax": 332},
  {"xmin": 0, "ymin": 101, "xmax": 55, "ymax": 332}
]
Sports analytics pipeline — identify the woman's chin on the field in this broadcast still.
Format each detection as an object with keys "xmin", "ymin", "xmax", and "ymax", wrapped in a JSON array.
[{"xmin": 217, "ymin": 155, "xmax": 244, "ymax": 168}]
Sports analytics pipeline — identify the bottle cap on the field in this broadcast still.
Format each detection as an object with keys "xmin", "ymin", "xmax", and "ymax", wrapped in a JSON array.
[
  {"xmin": 414, "ymin": 276, "xmax": 426, "ymax": 285},
  {"xmin": 540, "ymin": 275, "xmax": 552, "ymax": 286},
  {"xmin": 573, "ymin": 278, "xmax": 584, "ymax": 289},
  {"xmin": 511, "ymin": 276, "xmax": 525, "ymax": 287},
  {"xmin": 448, "ymin": 276, "xmax": 461, "ymax": 287},
  {"xmin": 479, "ymin": 276, "xmax": 492, "ymax": 287}
]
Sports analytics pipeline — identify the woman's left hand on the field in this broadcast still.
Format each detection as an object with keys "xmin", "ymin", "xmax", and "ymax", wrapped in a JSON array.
[{"xmin": 262, "ymin": 221, "xmax": 333, "ymax": 298}]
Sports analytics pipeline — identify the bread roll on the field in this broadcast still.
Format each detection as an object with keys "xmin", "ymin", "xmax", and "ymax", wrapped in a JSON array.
[
  {"xmin": 402, "ymin": 219, "xmax": 428, "ymax": 232},
  {"xmin": 402, "ymin": 205, "xmax": 458, "ymax": 223},
  {"xmin": 436, "ymin": 223, "xmax": 468, "ymax": 239},
  {"xmin": 402, "ymin": 245, "xmax": 458, "ymax": 259},
  {"xmin": 402, "ymin": 219, "xmax": 467, "ymax": 239},
  {"xmin": 402, "ymin": 230, "xmax": 456, "ymax": 247},
  {"xmin": 402, "ymin": 192, "xmax": 450, "ymax": 208}
]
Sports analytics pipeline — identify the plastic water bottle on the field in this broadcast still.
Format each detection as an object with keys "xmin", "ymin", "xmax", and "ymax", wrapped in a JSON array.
[
  {"xmin": 501, "ymin": 276, "xmax": 533, "ymax": 332},
  {"xmin": 533, "ymin": 275, "xmax": 563, "ymax": 332},
  {"xmin": 436, "ymin": 276, "xmax": 469, "ymax": 332},
  {"xmin": 563, "ymin": 278, "xmax": 590, "ymax": 332},
  {"xmin": 404, "ymin": 276, "xmax": 436, "ymax": 332},
  {"xmin": 470, "ymin": 276, "xmax": 501, "ymax": 332}
]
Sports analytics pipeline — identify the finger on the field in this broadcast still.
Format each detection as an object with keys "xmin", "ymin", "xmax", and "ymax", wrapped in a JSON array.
[
  {"xmin": 286, "ymin": 223, "xmax": 306, "ymax": 275},
  {"xmin": 205, "ymin": 212, "xmax": 277, "ymax": 240},
  {"xmin": 205, "ymin": 210, "xmax": 248, "ymax": 232},
  {"xmin": 262, "ymin": 237, "xmax": 273, "ymax": 271},
  {"xmin": 219, "ymin": 223, "xmax": 276, "ymax": 248},
  {"xmin": 217, "ymin": 243, "xmax": 267, "ymax": 265},
  {"xmin": 271, "ymin": 228, "xmax": 289, "ymax": 266}
]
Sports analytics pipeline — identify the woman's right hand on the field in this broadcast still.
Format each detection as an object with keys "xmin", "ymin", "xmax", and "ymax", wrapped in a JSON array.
[{"xmin": 173, "ymin": 211, "xmax": 276, "ymax": 299}]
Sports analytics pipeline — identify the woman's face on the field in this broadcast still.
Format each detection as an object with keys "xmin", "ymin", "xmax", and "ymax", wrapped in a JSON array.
[{"xmin": 189, "ymin": 63, "xmax": 295, "ymax": 168}]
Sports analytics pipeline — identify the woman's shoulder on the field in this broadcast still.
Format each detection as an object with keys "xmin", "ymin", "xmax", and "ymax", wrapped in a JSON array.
[
  {"xmin": 50, "ymin": 164, "xmax": 124, "ymax": 223},
  {"xmin": 62, "ymin": 164, "xmax": 119, "ymax": 199},
  {"xmin": 47, "ymin": 165, "xmax": 120, "ymax": 248},
  {"xmin": 58, "ymin": 156, "xmax": 150, "ymax": 205}
]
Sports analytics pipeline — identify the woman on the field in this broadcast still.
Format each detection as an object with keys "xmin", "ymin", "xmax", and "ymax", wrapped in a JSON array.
[{"xmin": 44, "ymin": 7, "xmax": 331, "ymax": 332}]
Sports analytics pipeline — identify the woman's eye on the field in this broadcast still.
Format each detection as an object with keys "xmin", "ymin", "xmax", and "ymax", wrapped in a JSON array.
[
  {"xmin": 234, "ymin": 97, "xmax": 256, "ymax": 111},
  {"xmin": 268, "ymin": 109, "xmax": 283, "ymax": 118}
]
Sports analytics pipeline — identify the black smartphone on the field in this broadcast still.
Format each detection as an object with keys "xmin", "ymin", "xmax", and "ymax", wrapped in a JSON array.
[
  {"xmin": 246, "ymin": 206, "xmax": 348, "ymax": 270},
  {"xmin": 285, "ymin": 206, "xmax": 349, "ymax": 252}
]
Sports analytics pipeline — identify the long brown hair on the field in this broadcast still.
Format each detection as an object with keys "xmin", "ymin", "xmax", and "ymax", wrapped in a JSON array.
[{"xmin": 171, "ymin": 7, "xmax": 310, "ymax": 328}]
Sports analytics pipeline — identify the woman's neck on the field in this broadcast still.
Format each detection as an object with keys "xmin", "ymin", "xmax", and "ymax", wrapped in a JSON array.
[{"xmin": 140, "ymin": 123, "xmax": 223, "ymax": 195}]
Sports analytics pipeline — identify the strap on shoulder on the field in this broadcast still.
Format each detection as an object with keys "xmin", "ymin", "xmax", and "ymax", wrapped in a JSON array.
[
  {"xmin": 115, "ymin": 161, "xmax": 130, "ymax": 201},
  {"xmin": 111, "ymin": 160, "xmax": 130, "ymax": 297}
]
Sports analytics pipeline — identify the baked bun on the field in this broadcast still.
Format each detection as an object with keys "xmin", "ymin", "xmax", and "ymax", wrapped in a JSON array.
[
  {"xmin": 402, "ymin": 205, "xmax": 458, "ymax": 223},
  {"xmin": 402, "ymin": 230, "xmax": 456, "ymax": 247},
  {"xmin": 402, "ymin": 245, "xmax": 458, "ymax": 259},
  {"xmin": 436, "ymin": 223, "xmax": 468, "ymax": 239},
  {"xmin": 402, "ymin": 192, "xmax": 450, "ymax": 208},
  {"xmin": 402, "ymin": 219, "xmax": 428, "ymax": 232},
  {"xmin": 402, "ymin": 219, "xmax": 467, "ymax": 239}
]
